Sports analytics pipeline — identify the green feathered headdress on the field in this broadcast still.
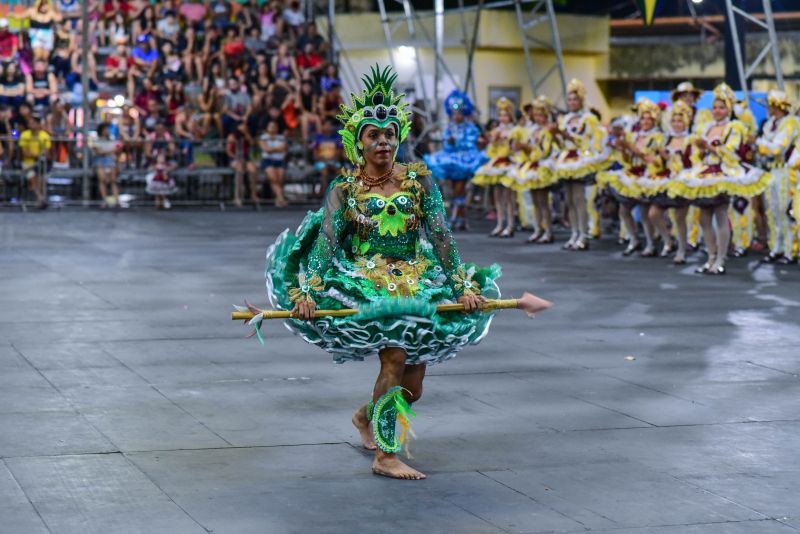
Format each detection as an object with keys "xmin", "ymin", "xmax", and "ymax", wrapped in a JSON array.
[{"xmin": 337, "ymin": 64, "xmax": 412, "ymax": 165}]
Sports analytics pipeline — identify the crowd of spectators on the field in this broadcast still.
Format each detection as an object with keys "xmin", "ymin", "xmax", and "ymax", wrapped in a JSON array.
[{"xmin": 0, "ymin": 0, "xmax": 345, "ymax": 208}]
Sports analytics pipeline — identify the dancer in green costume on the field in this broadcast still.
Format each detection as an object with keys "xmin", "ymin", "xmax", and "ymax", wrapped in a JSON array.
[{"xmin": 266, "ymin": 65, "xmax": 547, "ymax": 479}]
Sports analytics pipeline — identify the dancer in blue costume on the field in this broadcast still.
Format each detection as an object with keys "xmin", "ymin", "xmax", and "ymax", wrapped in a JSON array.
[
  {"xmin": 263, "ymin": 65, "xmax": 551, "ymax": 480},
  {"xmin": 424, "ymin": 90, "xmax": 487, "ymax": 230}
]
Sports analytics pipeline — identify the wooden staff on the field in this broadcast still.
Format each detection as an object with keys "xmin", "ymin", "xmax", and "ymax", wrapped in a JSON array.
[{"xmin": 232, "ymin": 292, "xmax": 552, "ymax": 321}]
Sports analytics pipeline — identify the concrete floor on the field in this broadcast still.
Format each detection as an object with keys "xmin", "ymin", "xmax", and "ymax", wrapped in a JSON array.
[{"xmin": 1, "ymin": 208, "xmax": 799, "ymax": 534}]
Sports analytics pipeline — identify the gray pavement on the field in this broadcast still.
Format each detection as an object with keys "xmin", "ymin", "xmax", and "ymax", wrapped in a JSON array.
[{"xmin": 1, "ymin": 208, "xmax": 799, "ymax": 534}]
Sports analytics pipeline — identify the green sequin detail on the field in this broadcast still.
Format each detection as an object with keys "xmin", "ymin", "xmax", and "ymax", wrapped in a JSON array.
[{"xmin": 372, "ymin": 386, "xmax": 416, "ymax": 453}]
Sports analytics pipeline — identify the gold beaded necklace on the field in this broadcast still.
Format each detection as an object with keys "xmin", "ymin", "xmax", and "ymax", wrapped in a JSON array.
[{"xmin": 359, "ymin": 163, "xmax": 395, "ymax": 187}]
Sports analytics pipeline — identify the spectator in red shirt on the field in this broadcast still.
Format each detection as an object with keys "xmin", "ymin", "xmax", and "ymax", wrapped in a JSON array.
[
  {"xmin": 296, "ymin": 42, "xmax": 325, "ymax": 80},
  {"xmin": 133, "ymin": 77, "xmax": 163, "ymax": 129},
  {"xmin": 221, "ymin": 27, "xmax": 245, "ymax": 75},
  {"xmin": 0, "ymin": 19, "xmax": 18, "ymax": 65},
  {"xmin": 105, "ymin": 39, "xmax": 131, "ymax": 86}
]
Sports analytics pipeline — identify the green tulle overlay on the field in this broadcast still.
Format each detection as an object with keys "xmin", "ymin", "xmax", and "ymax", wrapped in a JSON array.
[{"xmin": 265, "ymin": 208, "xmax": 502, "ymax": 365}]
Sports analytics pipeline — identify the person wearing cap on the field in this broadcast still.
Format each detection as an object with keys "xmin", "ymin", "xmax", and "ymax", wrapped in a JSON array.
[
  {"xmin": 18, "ymin": 114, "xmax": 52, "ymax": 209},
  {"xmin": 0, "ymin": 18, "xmax": 18, "ymax": 66},
  {"xmin": 129, "ymin": 34, "xmax": 159, "ymax": 99},
  {"xmin": 670, "ymin": 82, "xmax": 712, "ymax": 135},
  {"xmin": 757, "ymin": 90, "xmax": 799, "ymax": 264}
]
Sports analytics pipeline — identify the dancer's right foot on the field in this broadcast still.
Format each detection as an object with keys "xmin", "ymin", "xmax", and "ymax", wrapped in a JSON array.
[
  {"xmin": 372, "ymin": 454, "xmax": 426, "ymax": 480},
  {"xmin": 526, "ymin": 229, "xmax": 543, "ymax": 243},
  {"xmin": 352, "ymin": 406, "xmax": 377, "ymax": 450},
  {"xmin": 489, "ymin": 225, "xmax": 503, "ymax": 237}
]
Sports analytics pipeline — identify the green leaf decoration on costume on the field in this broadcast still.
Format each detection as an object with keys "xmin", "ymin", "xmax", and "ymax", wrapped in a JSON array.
[
  {"xmin": 374, "ymin": 205, "xmax": 410, "ymax": 237},
  {"xmin": 352, "ymin": 235, "xmax": 371, "ymax": 255},
  {"xmin": 339, "ymin": 128, "xmax": 358, "ymax": 167}
]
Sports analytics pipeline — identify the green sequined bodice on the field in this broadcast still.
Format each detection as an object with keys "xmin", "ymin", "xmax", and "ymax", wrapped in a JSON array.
[
  {"xmin": 302, "ymin": 162, "xmax": 474, "ymax": 300},
  {"xmin": 347, "ymin": 187, "xmax": 422, "ymax": 260}
]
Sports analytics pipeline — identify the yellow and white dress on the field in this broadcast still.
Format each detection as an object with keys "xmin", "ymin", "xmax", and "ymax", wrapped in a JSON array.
[
  {"xmin": 597, "ymin": 128, "xmax": 665, "ymax": 204},
  {"xmin": 471, "ymin": 122, "xmax": 515, "ymax": 187},
  {"xmin": 728, "ymin": 100, "xmax": 761, "ymax": 252},
  {"xmin": 552, "ymin": 110, "xmax": 609, "ymax": 183},
  {"xmin": 757, "ymin": 97, "xmax": 799, "ymax": 259},
  {"xmin": 505, "ymin": 123, "xmax": 557, "ymax": 192},
  {"xmin": 669, "ymin": 118, "xmax": 770, "ymax": 206}
]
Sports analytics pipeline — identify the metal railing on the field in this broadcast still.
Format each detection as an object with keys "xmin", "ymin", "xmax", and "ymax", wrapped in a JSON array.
[{"xmin": 0, "ymin": 136, "xmax": 328, "ymax": 209}]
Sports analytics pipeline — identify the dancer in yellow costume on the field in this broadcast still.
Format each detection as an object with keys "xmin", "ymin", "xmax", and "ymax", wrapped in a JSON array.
[
  {"xmin": 504, "ymin": 95, "xmax": 559, "ymax": 244},
  {"xmin": 473, "ymin": 97, "xmax": 517, "ymax": 237},
  {"xmin": 670, "ymin": 82, "xmax": 712, "ymax": 250},
  {"xmin": 791, "ymin": 131, "xmax": 800, "ymax": 256},
  {"xmin": 668, "ymin": 83, "xmax": 771, "ymax": 275},
  {"xmin": 503, "ymin": 107, "xmax": 536, "ymax": 233},
  {"xmin": 646, "ymin": 100, "xmax": 697, "ymax": 264},
  {"xmin": 551, "ymin": 79, "xmax": 609, "ymax": 251},
  {"xmin": 757, "ymin": 90, "xmax": 799, "ymax": 264},
  {"xmin": 729, "ymin": 98, "xmax": 762, "ymax": 257},
  {"xmin": 598, "ymin": 98, "xmax": 666, "ymax": 257}
]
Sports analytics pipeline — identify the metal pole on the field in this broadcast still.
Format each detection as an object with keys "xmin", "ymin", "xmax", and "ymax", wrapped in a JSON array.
[
  {"xmin": 545, "ymin": 0, "xmax": 567, "ymax": 102},
  {"xmin": 724, "ymin": 0, "xmax": 747, "ymax": 97},
  {"xmin": 80, "ymin": 0, "xmax": 90, "ymax": 205},
  {"xmin": 434, "ymin": 0, "xmax": 444, "ymax": 121},
  {"xmin": 400, "ymin": 0, "xmax": 431, "ymax": 122},
  {"xmin": 762, "ymin": 0, "xmax": 784, "ymax": 89},
  {"xmin": 376, "ymin": 0, "xmax": 397, "ymax": 69},
  {"xmin": 514, "ymin": 0, "xmax": 538, "ymax": 99},
  {"xmin": 328, "ymin": 0, "xmax": 336, "ymax": 65},
  {"xmin": 463, "ymin": 0, "xmax": 483, "ymax": 102}
]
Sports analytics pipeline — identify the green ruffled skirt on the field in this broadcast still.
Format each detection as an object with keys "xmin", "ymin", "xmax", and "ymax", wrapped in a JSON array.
[{"xmin": 265, "ymin": 209, "xmax": 502, "ymax": 365}]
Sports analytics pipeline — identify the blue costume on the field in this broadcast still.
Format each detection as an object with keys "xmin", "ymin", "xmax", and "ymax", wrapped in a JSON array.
[
  {"xmin": 424, "ymin": 91, "xmax": 487, "ymax": 182},
  {"xmin": 424, "ymin": 90, "xmax": 488, "ymax": 229}
]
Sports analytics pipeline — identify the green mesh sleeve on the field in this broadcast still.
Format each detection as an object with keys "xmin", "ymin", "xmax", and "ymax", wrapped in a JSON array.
[
  {"xmin": 419, "ymin": 174, "xmax": 473, "ymax": 298},
  {"xmin": 302, "ymin": 180, "xmax": 347, "ymax": 301}
]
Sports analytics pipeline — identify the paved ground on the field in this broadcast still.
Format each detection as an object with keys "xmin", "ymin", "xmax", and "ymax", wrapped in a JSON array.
[{"xmin": 1, "ymin": 208, "xmax": 799, "ymax": 534}]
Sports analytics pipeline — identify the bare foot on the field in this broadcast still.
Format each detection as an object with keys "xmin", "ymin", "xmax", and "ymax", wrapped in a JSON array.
[
  {"xmin": 352, "ymin": 406, "xmax": 377, "ymax": 450},
  {"xmin": 372, "ymin": 453, "xmax": 426, "ymax": 480}
]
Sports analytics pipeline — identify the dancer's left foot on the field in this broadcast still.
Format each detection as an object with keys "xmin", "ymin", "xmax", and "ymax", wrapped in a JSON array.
[
  {"xmin": 352, "ymin": 406, "xmax": 377, "ymax": 450},
  {"xmin": 372, "ymin": 454, "xmax": 426, "ymax": 480}
]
